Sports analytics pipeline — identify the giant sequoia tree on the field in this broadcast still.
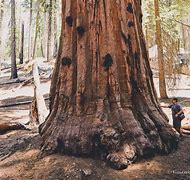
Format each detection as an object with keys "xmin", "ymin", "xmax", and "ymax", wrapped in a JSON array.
[{"xmin": 40, "ymin": 0, "xmax": 178, "ymax": 169}]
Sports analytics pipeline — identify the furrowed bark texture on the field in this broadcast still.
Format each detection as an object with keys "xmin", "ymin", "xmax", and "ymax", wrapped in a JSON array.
[{"xmin": 40, "ymin": 0, "xmax": 178, "ymax": 169}]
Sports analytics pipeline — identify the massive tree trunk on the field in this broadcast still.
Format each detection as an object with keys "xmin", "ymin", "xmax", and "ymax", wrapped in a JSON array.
[
  {"xmin": 40, "ymin": 0, "xmax": 178, "ymax": 170},
  {"xmin": 154, "ymin": 0, "xmax": 167, "ymax": 99},
  {"xmin": 10, "ymin": 0, "xmax": 18, "ymax": 79}
]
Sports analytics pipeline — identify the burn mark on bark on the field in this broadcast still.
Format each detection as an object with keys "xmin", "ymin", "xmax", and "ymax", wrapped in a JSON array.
[
  {"xmin": 121, "ymin": 32, "xmax": 130, "ymax": 46},
  {"xmin": 139, "ymin": 14, "xmax": 143, "ymax": 24},
  {"xmin": 150, "ymin": 69, "xmax": 153, "ymax": 78},
  {"xmin": 143, "ymin": 146, "xmax": 155, "ymax": 158},
  {"xmin": 92, "ymin": 134, "xmax": 101, "ymax": 155},
  {"xmin": 127, "ymin": 34, "xmax": 132, "ymax": 46},
  {"xmin": 56, "ymin": 138, "xmax": 65, "ymax": 153},
  {"xmin": 62, "ymin": 57, "xmax": 72, "ymax": 66},
  {"xmin": 65, "ymin": 16, "xmax": 73, "ymax": 27},
  {"xmin": 93, "ymin": 0, "xmax": 100, "ymax": 18},
  {"xmin": 121, "ymin": 32, "xmax": 132, "ymax": 47},
  {"xmin": 131, "ymin": 79, "xmax": 142, "ymax": 93},
  {"xmin": 133, "ymin": 52, "xmax": 139, "ymax": 61},
  {"xmin": 92, "ymin": 134, "xmax": 108, "ymax": 159},
  {"xmin": 131, "ymin": 79, "xmax": 138, "ymax": 91},
  {"xmin": 80, "ymin": 92, "xmax": 86, "ymax": 109},
  {"xmin": 128, "ymin": 21, "xmax": 134, "ymax": 27},
  {"xmin": 127, "ymin": 3, "xmax": 133, "ymax": 13},
  {"xmin": 121, "ymin": 32, "xmax": 127, "ymax": 44},
  {"xmin": 76, "ymin": 26, "xmax": 85, "ymax": 35},
  {"xmin": 106, "ymin": 83, "xmax": 112, "ymax": 97},
  {"xmin": 103, "ymin": 0, "xmax": 107, "ymax": 18},
  {"xmin": 103, "ymin": 53, "xmax": 113, "ymax": 70}
]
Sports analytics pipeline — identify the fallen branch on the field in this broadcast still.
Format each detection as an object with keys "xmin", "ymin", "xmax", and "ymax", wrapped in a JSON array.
[
  {"xmin": 0, "ymin": 97, "xmax": 49, "ymax": 108},
  {"xmin": 0, "ymin": 78, "xmax": 25, "ymax": 85},
  {"xmin": 18, "ymin": 77, "xmax": 34, "ymax": 87},
  {"xmin": 0, "ymin": 123, "xmax": 29, "ymax": 135},
  {"xmin": 0, "ymin": 100, "xmax": 32, "ymax": 108}
]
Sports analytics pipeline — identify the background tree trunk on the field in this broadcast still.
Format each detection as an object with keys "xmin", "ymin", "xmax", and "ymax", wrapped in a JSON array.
[
  {"xmin": 19, "ymin": 22, "xmax": 24, "ymax": 64},
  {"xmin": 42, "ymin": 11, "xmax": 47, "ymax": 59},
  {"xmin": 154, "ymin": 0, "xmax": 167, "ymax": 99},
  {"xmin": 47, "ymin": 0, "xmax": 53, "ymax": 61},
  {"xmin": 10, "ymin": 0, "xmax": 17, "ymax": 79},
  {"xmin": 28, "ymin": 0, "xmax": 32, "ymax": 60},
  {"xmin": 53, "ymin": 0, "xmax": 58, "ymax": 58},
  {"xmin": 40, "ymin": 0, "xmax": 178, "ymax": 170},
  {"xmin": 32, "ymin": 8, "xmax": 40, "ymax": 59},
  {"xmin": 0, "ymin": 0, "xmax": 4, "ymax": 74}
]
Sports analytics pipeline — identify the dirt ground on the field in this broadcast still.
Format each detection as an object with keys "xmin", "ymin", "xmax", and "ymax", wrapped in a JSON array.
[{"xmin": 1, "ymin": 65, "xmax": 190, "ymax": 180}]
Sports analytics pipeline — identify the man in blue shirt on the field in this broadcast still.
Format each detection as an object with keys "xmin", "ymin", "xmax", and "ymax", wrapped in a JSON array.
[{"xmin": 167, "ymin": 98, "xmax": 184, "ymax": 136}]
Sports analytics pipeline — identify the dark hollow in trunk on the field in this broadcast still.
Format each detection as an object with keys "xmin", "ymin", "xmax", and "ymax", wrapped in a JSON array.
[{"xmin": 40, "ymin": 0, "xmax": 178, "ymax": 170}]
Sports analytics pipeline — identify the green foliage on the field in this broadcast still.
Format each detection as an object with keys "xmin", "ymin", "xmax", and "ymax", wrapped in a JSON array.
[
  {"xmin": 143, "ymin": 0, "xmax": 190, "ymax": 46},
  {"xmin": 142, "ymin": 0, "xmax": 190, "ymax": 87}
]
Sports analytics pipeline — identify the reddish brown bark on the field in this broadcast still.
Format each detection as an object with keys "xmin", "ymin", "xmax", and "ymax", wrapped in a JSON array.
[{"xmin": 40, "ymin": 0, "xmax": 178, "ymax": 169}]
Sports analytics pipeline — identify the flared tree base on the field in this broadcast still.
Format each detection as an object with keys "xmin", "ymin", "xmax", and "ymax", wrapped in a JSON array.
[{"xmin": 39, "ymin": 101, "xmax": 178, "ymax": 170}]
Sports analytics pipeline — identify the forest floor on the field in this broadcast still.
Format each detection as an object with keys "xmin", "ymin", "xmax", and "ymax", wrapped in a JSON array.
[{"xmin": 1, "ymin": 60, "xmax": 190, "ymax": 180}]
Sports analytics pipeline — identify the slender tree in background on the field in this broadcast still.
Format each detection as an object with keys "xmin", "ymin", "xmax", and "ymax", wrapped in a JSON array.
[
  {"xmin": 28, "ymin": 0, "xmax": 32, "ymax": 60},
  {"xmin": 0, "ymin": 0, "xmax": 4, "ymax": 43},
  {"xmin": 32, "ymin": 2, "xmax": 40, "ymax": 59},
  {"xmin": 42, "ymin": 6, "xmax": 47, "ymax": 58},
  {"xmin": 40, "ymin": 0, "xmax": 177, "ymax": 169},
  {"xmin": 0, "ymin": 0, "xmax": 4, "ymax": 74},
  {"xmin": 47, "ymin": 0, "xmax": 52, "ymax": 61},
  {"xmin": 19, "ymin": 22, "xmax": 24, "ymax": 64},
  {"xmin": 10, "ymin": 0, "xmax": 17, "ymax": 79},
  {"xmin": 53, "ymin": 0, "xmax": 58, "ymax": 57},
  {"xmin": 154, "ymin": 0, "xmax": 167, "ymax": 98}
]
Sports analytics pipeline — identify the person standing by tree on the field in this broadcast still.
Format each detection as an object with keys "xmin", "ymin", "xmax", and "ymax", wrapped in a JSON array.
[{"xmin": 162, "ymin": 98, "xmax": 184, "ymax": 136}]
